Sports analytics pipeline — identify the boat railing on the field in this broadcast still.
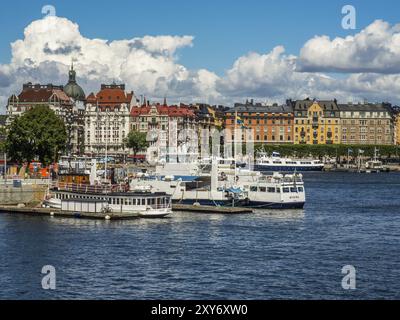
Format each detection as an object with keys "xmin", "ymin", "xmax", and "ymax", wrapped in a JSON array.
[{"xmin": 51, "ymin": 181, "xmax": 129, "ymax": 194}]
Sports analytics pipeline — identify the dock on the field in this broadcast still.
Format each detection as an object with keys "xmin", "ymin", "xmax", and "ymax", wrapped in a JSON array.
[
  {"xmin": 172, "ymin": 204, "xmax": 253, "ymax": 214},
  {"xmin": 0, "ymin": 203, "xmax": 253, "ymax": 220},
  {"xmin": 0, "ymin": 205, "xmax": 140, "ymax": 220}
]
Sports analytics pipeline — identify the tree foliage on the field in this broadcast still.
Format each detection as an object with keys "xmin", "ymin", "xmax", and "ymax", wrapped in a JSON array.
[
  {"xmin": 124, "ymin": 130, "xmax": 149, "ymax": 157},
  {"xmin": 6, "ymin": 105, "xmax": 67, "ymax": 165}
]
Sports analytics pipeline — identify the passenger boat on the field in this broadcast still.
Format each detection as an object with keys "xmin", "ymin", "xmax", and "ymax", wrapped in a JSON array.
[
  {"xmin": 131, "ymin": 159, "xmax": 306, "ymax": 209},
  {"xmin": 254, "ymin": 152, "xmax": 324, "ymax": 172},
  {"xmin": 43, "ymin": 172, "xmax": 172, "ymax": 218}
]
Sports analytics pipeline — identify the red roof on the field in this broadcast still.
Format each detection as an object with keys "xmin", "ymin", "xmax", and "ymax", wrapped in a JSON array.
[
  {"xmin": 86, "ymin": 84, "xmax": 133, "ymax": 107},
  {"xmin": 130, "ymin": 103, "xmax": 195, "ymax": 118}
]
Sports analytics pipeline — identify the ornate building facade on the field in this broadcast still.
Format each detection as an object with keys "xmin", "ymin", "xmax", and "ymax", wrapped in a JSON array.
[
  {"xmin": 84, "ymin": 83, "xmax": 138, "ymax": 157},
  {"xmin": 6, "ymin": 65, "xmax": 86, "ymax": 154},
  {"xmin": 130, "ymin": 101, "xmax": 197, "ymax": 161},
  {"xmin": 292, "ymin": 99, "xmax": 341, "ymax": 145}
]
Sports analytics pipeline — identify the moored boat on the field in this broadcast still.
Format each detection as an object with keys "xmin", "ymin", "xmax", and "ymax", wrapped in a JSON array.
[{"xmin": 254, "ymin": 152, "xmax": 324, "ymax": 172}]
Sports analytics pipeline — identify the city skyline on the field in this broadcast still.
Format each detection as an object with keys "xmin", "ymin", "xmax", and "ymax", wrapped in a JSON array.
[{"xmin": 2, "ymin": 0, "xmax": 400, "ymax": 111}]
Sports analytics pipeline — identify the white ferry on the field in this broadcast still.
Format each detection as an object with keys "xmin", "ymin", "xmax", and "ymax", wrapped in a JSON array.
[
  {"xmin": 44, "ymin": 176, "xmax": 172, "ymax": 218},
  {"xmin": 131, "ymin": 160, "xmax": 305, "ymax": 209},
  {"xmin": 255, "ymin": 152, "xmax": 324, "ymax": 172}
]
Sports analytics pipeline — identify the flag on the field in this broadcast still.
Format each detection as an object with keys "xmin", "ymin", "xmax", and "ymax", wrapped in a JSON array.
[
  {"xmin": 358, "ymin": 149, "xmax": 364, "ymax": 154},
  {"xmin": 348, "ymin": 148, "xmax": 353, "ymax": 153},
  {"xmin": 236, "ymin": 115, "xmax": 244, "ymax": 125}
]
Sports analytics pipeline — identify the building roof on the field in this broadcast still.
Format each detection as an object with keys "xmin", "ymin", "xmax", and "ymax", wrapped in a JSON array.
[
  {"xmin": 227, "ymin": 103, "xmax": 293, "ymax": 114},
  {"xmin": 86, "ymin": 83, "xmax": 133, "ymax": 107},
  {"xmin": 15, "ymin": 83, "xmax": 71, "ymax": 104},
  {"xmin": 63, "ymin": 64, "xmax": 86, "ymax": 101},
  {"xmin": 337, "ymin": 103, "xmax": 391, "ymax": 113},
  {"xmin": 130, "ymin": 103, "xmax": 195, "ymax": 117},
  {"xmin": 293, "ymin": 99, "xmax": 339, "ymax": 111}
]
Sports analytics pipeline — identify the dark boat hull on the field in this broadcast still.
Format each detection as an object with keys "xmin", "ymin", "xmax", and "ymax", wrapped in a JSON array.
[
  {"xmin": 174, "ymin": 199, "xmax": 305, "ymax": 209},
  {"xmin": 254, "ymin": 165, "xmax": 324, "ymax": 172}
]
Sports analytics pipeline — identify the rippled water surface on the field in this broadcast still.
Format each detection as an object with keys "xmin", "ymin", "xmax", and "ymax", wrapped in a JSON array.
[{"xmin": 0, "ymin": 172, "xmax": 399, "ymax": 299}]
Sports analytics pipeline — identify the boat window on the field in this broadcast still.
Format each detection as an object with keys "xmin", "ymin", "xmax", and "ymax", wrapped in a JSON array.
[
  {"xmin": 298, "ymin": 187, "xmax": 304, "ymax": 192},
  {"xmin": 290, "ymin": 187, "xmax": 297, "ymax": 193},
  {"xmin": 273, "ymin": 161, "xmax": 282, "ymax": 164},
  {"xmin": 276, "ymin": 188, "xmax": 280, "ymax": 193},
  {"xmin": 259, "ymin": 187, "xmax": 266, "ymax": 192},
  {"xmin": 250, "ymin": 186, "xmax": 257, "ymax": 192},
  {"xmin": 142, "ymin": 199, "xmax": 146, "ymax": 206},
  {"xmin": 283, "ymin": 187, "xmax": 290, "ymax": 193},
  {"xmin": 267, "ymin": 187, "xmax": 275, "ymax": 193}
]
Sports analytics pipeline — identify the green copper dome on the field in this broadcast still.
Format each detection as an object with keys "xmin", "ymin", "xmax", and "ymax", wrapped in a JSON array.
[{"xmin": 63, "ymin": 64, "xmax": 86, "ymax": 101}]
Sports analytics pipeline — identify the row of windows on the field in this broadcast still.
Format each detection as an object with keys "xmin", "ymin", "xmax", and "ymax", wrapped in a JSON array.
[
  {"xmin": 249, "ymin": 186, "xmax": 304, "ymax": 193},
  {"xmin": 55, "ymin": 193, "xmax": 168, "ymax": 206},
  {"xmin": 295, "ymin": 119, "xmax": 339, "ymax": 125}
]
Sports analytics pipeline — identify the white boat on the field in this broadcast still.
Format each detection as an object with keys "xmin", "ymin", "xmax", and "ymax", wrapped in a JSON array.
[
  {"xmin": 255, "ymin": 152, "xmax": 324, "ymax": 172},
  {"xmin": 365, "ymin": 148, "xmax": 389, "ymax": 173},
  {"xmin": 131, "ymin": 159, "xmax": 306, "ymax": 209},
  {"xmin": 43, "ymin": 176, "xmax": 172, "ymax": 218}
]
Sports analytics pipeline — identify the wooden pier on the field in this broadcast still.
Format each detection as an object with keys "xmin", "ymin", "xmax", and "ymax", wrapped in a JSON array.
[
  {"xmin": 0, "ymin": 205, "xmax": 140, "ymax": 220},
  {"xmin": 0, "ymin": 201, "xmax": 254, "ymax": 221},
  {"xmin": 172, "ymin": 204, "xmax": 253, "ymax": 214}
]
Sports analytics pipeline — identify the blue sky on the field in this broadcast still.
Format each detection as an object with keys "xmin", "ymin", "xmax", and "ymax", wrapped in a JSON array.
[
  {"xmin": 1, "ymin": 0, "xmax": 400, "ymax": 107},
  {"xmin": 1, "ymin": 0, "xmax": 400, "ymax": 76}
]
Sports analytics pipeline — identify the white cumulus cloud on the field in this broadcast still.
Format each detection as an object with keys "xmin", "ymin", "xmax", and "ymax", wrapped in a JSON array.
[
  {"xmin": 2, "ymin": 16, "xmax": 400, "ymax": 111},
  {"xmin": 298, "ymin": 20, "xmax": 400, "ymax": 74}
]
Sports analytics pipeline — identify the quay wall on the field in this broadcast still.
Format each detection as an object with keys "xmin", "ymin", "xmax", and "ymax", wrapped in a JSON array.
[{"xmin": 0, "ymin": 185, "xmax": 47, "ymax": 205}]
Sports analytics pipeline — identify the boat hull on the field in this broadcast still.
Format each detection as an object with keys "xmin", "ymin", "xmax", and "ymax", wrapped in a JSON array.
[
  {"xmin": 173, "ymin": 199, "xmax": 305, "ymax": 209},
  {"xmin": 254, "ymin": 165, "xmax": 324, "ymax": 172}
]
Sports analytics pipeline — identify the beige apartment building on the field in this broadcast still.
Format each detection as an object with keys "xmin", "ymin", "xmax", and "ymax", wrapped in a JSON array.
[{"xmin": 338, "ymin": 103, "xmax": 393, "ymax": 145}]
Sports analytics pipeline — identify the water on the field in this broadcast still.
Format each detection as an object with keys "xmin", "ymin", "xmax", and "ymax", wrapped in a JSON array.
[{"xmin": 0, "ymin": 172, "xmax": 399, "ymax": 300}]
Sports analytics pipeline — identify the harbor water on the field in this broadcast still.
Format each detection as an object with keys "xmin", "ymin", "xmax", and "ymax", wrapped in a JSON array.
[{"xmin": 0, "ymin": 172, "xmax": 399, "ymax": 299}]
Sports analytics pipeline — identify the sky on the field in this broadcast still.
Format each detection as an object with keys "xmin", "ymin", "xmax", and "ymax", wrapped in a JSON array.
[{"xmin": 1, "ymin": 0, "xmax": 400, "ymax": 110}]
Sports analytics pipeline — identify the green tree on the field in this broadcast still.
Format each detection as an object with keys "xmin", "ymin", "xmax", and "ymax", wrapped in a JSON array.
[
  {"xmin": 6, "ymin": 105, "xmax": 67, "ymax": 166},
  {"xmin": 124, "ymin": 130, "xmax": 149, "ymax": 160}
]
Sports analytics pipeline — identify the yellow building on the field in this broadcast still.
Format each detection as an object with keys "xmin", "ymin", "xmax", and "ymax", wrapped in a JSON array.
[
  {"xmin": 293, "ymin": 99, "xmax": 341, "ymax": 144},
  {"xmin": 396, "ymin": 113, "xmax": 400, "ymax": 145}
]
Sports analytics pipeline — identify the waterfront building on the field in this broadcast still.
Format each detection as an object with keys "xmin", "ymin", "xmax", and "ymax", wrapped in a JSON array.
[
  {"xmin": 6, "ymin": 65, "xmax": 86, "ymax": 154},
  {"xmin": 225, "ymin": 100, "xmax": 294, "ymax": 144},
  {"xmin": 62, "ymin": 64, "xmax": 86, "ymax": 154},
  {"xmin": 394, "ymin": 108, "xmax": 400, "ymax": 145},
  {"xmin": 338, "ymin": 103, "xmax": 393, "ymax": 145},
  {"xmin": 130, "ymin": 101, "xmax": 197, "ymax": 160},
  {"xmin": 292, "ymin": 99, "xmax": 341, "ymax": 145},
  {"xmin": 84, "ymin": 83, "xmax": 138, "ymax": 158}
]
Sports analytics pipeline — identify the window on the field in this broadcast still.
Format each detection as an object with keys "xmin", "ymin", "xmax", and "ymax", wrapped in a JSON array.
[
  {"xmin": 298, "ymin": 187, "xmax": 304, "ymax": 192},
  {"xmin": 267, "ymin": 187, "xmax": 275, "ymax": 193},
  {"xmin": 259, "ymin": 187, "xmax": 266, "ymax": 192},
  {"xmin": 250, "ymin": 186, "xmax": 257, "ymax": 192},
  {"xmin": 283, "ymin": 187, "xmax": 290, "ymax": 193}
]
